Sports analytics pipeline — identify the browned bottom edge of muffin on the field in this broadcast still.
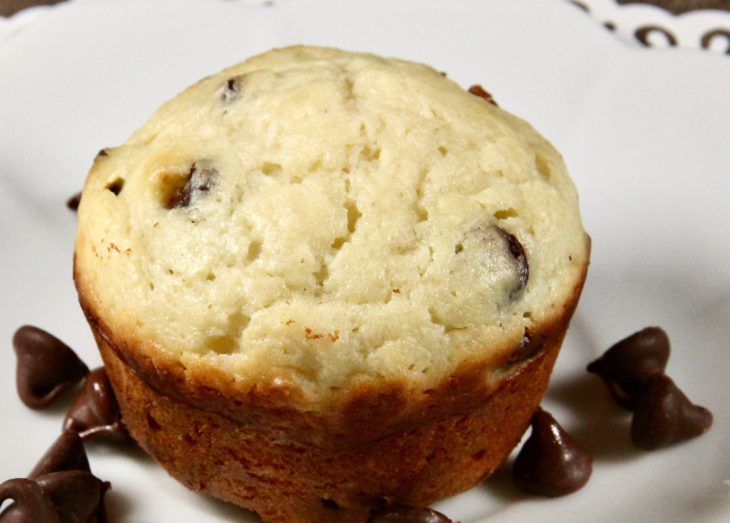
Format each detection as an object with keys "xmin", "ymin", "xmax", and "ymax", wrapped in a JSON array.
[{"xmin": 96, "ymin": 330, "xmax": 560, "ymax": 523}]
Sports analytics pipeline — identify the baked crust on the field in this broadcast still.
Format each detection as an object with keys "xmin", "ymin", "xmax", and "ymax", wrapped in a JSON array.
[{"xmin": 75, "ymin": 236, "xmax": 589, "ymax": 523}]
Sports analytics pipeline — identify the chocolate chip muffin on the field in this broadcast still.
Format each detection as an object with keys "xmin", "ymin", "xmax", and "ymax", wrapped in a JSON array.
[{"xmin": 73, "ymin": 46, "xmax": 590, "ymax": 523}]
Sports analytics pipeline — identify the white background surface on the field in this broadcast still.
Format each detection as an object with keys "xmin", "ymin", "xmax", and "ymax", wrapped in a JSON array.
[{"xmin": 0, "ymin": 0, "xmax": 729, "ymax": 521}]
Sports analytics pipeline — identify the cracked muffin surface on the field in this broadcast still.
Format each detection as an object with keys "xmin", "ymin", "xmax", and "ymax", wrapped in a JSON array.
[{"xmin": 74, "ymin": 45, "xmax": 588, "ymax": 403}]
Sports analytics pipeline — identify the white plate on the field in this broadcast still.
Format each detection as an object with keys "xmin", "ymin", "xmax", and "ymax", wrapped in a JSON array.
[
  {"xmin": 573, "ymin": 0, "xmax": 730, "ymax": 53},
  {"xmin": 1, "ymin": 0, "xmax": 729, "ymax": 522}
]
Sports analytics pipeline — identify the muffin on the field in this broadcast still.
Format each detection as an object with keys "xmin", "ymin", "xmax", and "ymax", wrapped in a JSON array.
[{"xmin": 73, "ymin": 46, "xmax": 590, "ymax": 523}]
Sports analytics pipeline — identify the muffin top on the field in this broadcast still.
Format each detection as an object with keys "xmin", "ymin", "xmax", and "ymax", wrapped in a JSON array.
[{"xmin": 74, "ymin": 46, "xmax": 588, "ymax": 402}]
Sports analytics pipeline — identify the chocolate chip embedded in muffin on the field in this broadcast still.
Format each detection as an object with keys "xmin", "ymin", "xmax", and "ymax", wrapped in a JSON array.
[
  {"xmin": 495, "ymin": 226, "xmax": 529, "ymax": 298},
  {"xmin": 453, "ymin": 224, "xmax": 529, "ymax": 302},
  {"xmin": 219, "ymin": 77, "xmax": 242, "ymax": 102},
  {"xmin": 164, "ymin": 162, "xmax": 217, "ymax": 209},
  {"xmin": 506, "ymin": 330, "xmax": 546, "ymax": 366},
  {"xmin": 12, "ymin": 326, "xmax": 89, "ymax": 409},
  {"xmin": 467, "ymin": 85, "xmax": 498, "ymax": 106},
  {"xmin": 631, "ymin": 374, "xmax": 713, "ymax": 450}
]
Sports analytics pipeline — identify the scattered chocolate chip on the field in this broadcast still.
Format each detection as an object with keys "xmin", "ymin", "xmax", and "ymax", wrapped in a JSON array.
[
  {"xmin": 13, "ymin": 326, "xmax": 89, "ymax": 410},
  {"xmin": 513, "ymin": 408, "xmax": 593, "ymax": 497},
  {"xmin": 495, "ymin": 226, "xmax": 529, "ymax": 298},
  {"xmin": 0, "ymin": 471, "xmax": 109, "ymax": 523},
  {"xmin": 35, "ymin": 471, "xmax": 109, "ymax": 523},
  {"xmin": 587, "ymin": 327, "xmax": 670, "ymax": 410},
  {"xmin": 66, "ymin": 193, "xmax": 82, "ymax": 212},
  {"xmin": 467, "ymin": 85, "xmax": 498, "ymax": 106},
  {"xmin": 631, "ymin": 374, "xmax": 713, "ymax": 450},
  {"xmin": 96, "ymin": 149, "xmax": 108, "ymax": 158},
  {"xmin": 0, "ymin": 478, "xmax": 61, "ymax": 523},
  {"xmin": 368, "ymin": 505, "xmax": 452, "ymax": 523},
  {"xmin": 220, "ymin": 77, "xmax": 241, "ymax": 102},
  {"xmin": 507, "ymin": 330, "xmax": 545, "ymax": 366},
  {"xmin": 165, "ymin": 162, "xmax": 217, "ymax": 209},
  {"xmin": 28, "ymin": 431, "xmax": 90, "ymax": 480},
  {"xmin": 63, "ymin": 367, "xmax": 128, "ymax": 442}
]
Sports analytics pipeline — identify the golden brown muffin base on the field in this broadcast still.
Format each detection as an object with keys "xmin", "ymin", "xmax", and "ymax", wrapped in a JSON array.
[
  {"xmin": 99, "ymin": 333, "xmax": 560, "ymax": 523},
  {"xmin": 78, "ymin": 237, "xmax": 589, "ymax": 523}
]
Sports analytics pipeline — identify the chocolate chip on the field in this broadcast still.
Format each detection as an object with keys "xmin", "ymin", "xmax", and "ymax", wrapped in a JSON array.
[
  {"xmin": 66, "ymin": 193, "xmax": 81, "ymax": 212},
  {"xmin": 495, "ymin": 226, "xmax": 528, "ymax": 298},
  {"xmin": 467, "ymin": 85, "xmax": 498, "ymax": 106},
  {"xmin": 96, "ymin": 149, "xmax": 108, "ymax": 158},
  {"xmin": 368, "ymin": 505, "xmax": 452, "ymax": 523},
  {"xmin": 631, "ymin": 374, "xmax": 713, "ymax": 450},
  {"xmin": 321, "ymin": 498, "xmax": 340, "ymax": 510},
  {"xmin": 513, "ymin": 408, "xmax": 593, "ymax": 497},
  {"xmin": 28, "ymin": 431, "xmax": 90, "ymax": 480},
  {"xmin": 219, "ymin": 77, "xmax": 240, "ymax": 102},
  {"xmin": 587, "ymin": 327, "xmax": 670, "ymax": 410},
  {"xmin": 106, "ymin": 178, "xmax": 125, "ymax": 196},
  {"xmin": 35, "ymin": 471, "xmax": 109, "ymax": 523},
  {"xmin": 0, "ymin": 478, "xmax": 61, "ymax": 523},
  {"xmin": 63, "ymin": 367, "xmax": 128, "ymax": 442},
  {"xmin": 457, "ymin": 225, "xmax": 529, "ymax": 302},
  {"xmin": 165, "ymin": 162, "xmax": 216, "ymax": 209},
  {"xmin": 507, "ymin": 330, "xmax": 545, "ymax": 366},
  {"xmin": 13, "ymin": 326, "xmax": 89, "ymax": 410},
  {"xmin": 0, "ymin": 471, "xmax": 109, "ymax": 523}
]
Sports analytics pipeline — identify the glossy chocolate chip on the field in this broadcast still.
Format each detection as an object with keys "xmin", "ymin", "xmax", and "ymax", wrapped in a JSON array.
[
  {"xmin": 587, "ymin": 327, "xmax": 670, "ymax": 410},
  {"xmin": 0, "ymin": 471, "xmax": 109, "ymax": 523},
  {"xmin": 63, "ymin": 367, "xmax": 127, "ymax": 442},
  {"xmin": 28, "ymin": 431, "xmax": 90, "ymax": 480},
  {"xmin": 513, "ymin": 408, "xmax": 593, "ymax": 497},
  {"xmin": 368, "ymin": 505, "xmax": 452, "ymax": 523},
  {"xmin": 0, "ymin": 478, "xmax": 61, "ymax": 523},
  {"xmin": 467, "ymin": 84, "xmax": 499, "ymax": 106},
  {"xmin": 165, "ymin": 162, "xmax": 217, "ymax": 209},
  {"xmin": 457, "ymin": 225, "xmax": 529, "ymax": 301},
  {"xmin": 66, "ymin": 193, "xmax": 82, "ymax": 211},
  {"xmin": 495, "ymin": 226, "xmax": 529, "ymax": 298},
  {"xmin": 631, "ymin": 374, "xmax": 713, "ymax": 450},
  {"xmin": 506, "ymin": 330, "xmax": 545, "ymax": 366},
  {"xmin": 13, "ymin": 326, "xmax": 89, "ymax": 409},
  {"xmin": 35, "ymin": 471, "xmax": 109, "ymax": 523}
]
